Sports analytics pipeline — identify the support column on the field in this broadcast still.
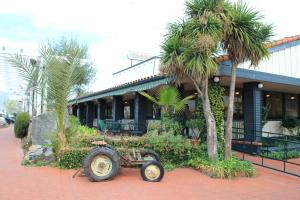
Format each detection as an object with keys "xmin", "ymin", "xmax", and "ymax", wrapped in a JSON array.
[
  {"xmin": 86, "ymin": 101, "xmax": 94, "ymax": 128},
  {"xmin": 78, "ymin": 103, "xmax": 85, "ymax": 125},
  {"xmin": 112, "ymin": 96, "xmax": 123, "ymax": 122},
  {"xmin": 72, "ymin": 105, "xmax": 77, "ymax": 116},
  {"xmin": 243, "ymin": 82, "xmax": 262, "ymax": 141},
  {"xmin": 134, "ymin": 93, "xmax": 147, "ymax": 133},
  {"xmin": 97, "ymin": 99, "xmax": 106, "ymax": 120},
  {"xmin": 130, "ymin": 100, "xmax": 134, "ymax": 119}
]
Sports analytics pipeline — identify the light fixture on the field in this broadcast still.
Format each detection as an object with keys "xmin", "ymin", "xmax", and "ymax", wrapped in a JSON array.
[
  {"xmin": 194, "ymin": 92, "xmax": 198, "ymax": 95},
  {"xmin": 257, "ymin": 83, "xmax": 263, "ymax": 89},
  {"xmin": 235, "ymin": 91, "xmax": 240, "ymax": 95},
  {"xmin": 124, "ymin": 101, "xmax": 128, "ymax": 104},
  {"xmin": 266, "ymin": 94, "xmax": 270, "ymax": 98},
  {"xmin": 213, "ymin": 76, "xmax": 220, "ymax": 83},
  {"xmin": 290, "ymin": 96, "xmax": 295, "ymax": 100}
]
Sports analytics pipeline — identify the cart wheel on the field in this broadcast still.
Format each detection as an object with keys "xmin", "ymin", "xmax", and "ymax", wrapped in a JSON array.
[
  {"xmin": 140, "ymin": 149, "xmax": 161, "ymax": 162},
  {"xmin": 83, "ymin": 147, "xmax": 120, "ymax": 182},
  {"xmin": 141, "ymin": 160, "xmax": 164, "ymax": 182}
]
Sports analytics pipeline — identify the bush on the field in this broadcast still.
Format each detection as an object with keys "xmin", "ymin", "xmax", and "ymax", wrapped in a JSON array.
[
  {"xmin": 262, "ymin": 150, "xmax": 300, "ymax": 160},
  {"xmin": 147, "ymin": 118, "xmax": 183, "ymax": 135},
  {"xmin": 14, "ymin": 112, "xmax": 30, "ymax": 138},
  {"xmin": 282, "ymin": 117, "xmax": 300, "ymax": 130},
  {"xmin": 56, "ymin": 147, "xmax": 90, "ymax": 169},
  {"xmin": 51, "ymin": 116, "xmax": 255, "ymax": 179},
  {"xmin": 188, "ymin": 155, "xmax": 255, "ymax": 178},
  {"xmin": 0, "ymin": 117, "xmax": 8, "ymax": 128}
]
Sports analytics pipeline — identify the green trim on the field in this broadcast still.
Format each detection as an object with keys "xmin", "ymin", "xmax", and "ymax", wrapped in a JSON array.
[{"xmin": 69, "ymin": 77, "xmax": 173, "ymax": 104}]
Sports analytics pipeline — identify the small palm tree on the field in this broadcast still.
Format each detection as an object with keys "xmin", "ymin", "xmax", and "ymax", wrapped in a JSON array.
[
  {"xmin": 139, "ymin": 86, "xmax": 194, "ymax": 117},
  {"xmin": 222, "ymin": 2, "xmax": 273, "ymax": 159},
  {"xmin": 40, "ymin": 38, "xmax": 93, "ymax": 149}
]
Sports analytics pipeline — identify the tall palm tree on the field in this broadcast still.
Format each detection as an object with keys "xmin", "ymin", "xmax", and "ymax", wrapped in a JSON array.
[
  {"xmin": 223, "ymin": 2, "xmax": 273, "ymax": 159},
  {"xmin": 160, "ymin": 0, "xmax": 224, "ymax": 162},
  {"xmin": 40, "ymin": 38, "xmax": 93, "ymax": 148}
]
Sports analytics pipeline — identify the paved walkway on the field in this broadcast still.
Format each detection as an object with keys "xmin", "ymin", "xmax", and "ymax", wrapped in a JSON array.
[{"xmin": 0, "ymin": 126, "xmax": 299, "ymax": 200}]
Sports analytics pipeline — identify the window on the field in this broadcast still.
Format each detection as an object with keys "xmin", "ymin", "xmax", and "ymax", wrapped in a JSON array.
[
  {"xmin": 224, "ymin": 88, "xmax": 243, "ymax": 119},
  {"xmin": 285, "ymin": 94, "xmax": 299, "ymax": 118},
  {"xmin": 124, "ymin": 106, "xmax": 130, "ymax": 119},
  {"xmin": 264, "ymin": 92, "xmax": 283, "ymax": 119}
]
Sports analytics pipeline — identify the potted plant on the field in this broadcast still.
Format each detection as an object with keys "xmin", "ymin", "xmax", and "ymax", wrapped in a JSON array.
[{"xmin": 186, "ymin": 119, "xmax": 203, "ymax": 145}]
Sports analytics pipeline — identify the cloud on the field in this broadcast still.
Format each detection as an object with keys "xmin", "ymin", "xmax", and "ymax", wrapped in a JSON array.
[{"xmin": 0, "ymin": 0, "xmax": 299, "ymax": 94}]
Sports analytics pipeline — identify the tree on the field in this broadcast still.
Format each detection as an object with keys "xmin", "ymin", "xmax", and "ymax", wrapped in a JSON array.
[
  {"xmin": 7, "ymin": 54, "xmax": 40, "ymax": 116},
  {"xmin": 223, "ymin": 2, "xmax": 273, "ymax": 159},
  {"xmin": 160, "ymin": 0, "xmax": 224, "ymax": 162},
  {"xmin": 139, "ymin": 86, "xmax": 194, "ymax": 117},
  {"xmin": 3, "ymin": 99, "xmax": 21, "ymax": 114},
  {"xmin": 40, "ymin": 38, "xmax": 95, "ymax": 149}
]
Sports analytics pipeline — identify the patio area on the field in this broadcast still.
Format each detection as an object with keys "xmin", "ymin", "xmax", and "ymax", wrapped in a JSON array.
[{"xmin": 0, "ymin": 126, "xmax": 299, "ymax": 200}]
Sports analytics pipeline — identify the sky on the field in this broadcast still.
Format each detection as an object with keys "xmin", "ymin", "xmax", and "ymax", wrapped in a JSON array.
[{"xmin": 0, "ymin": 0, "xmax": 300, "ymax": 96}]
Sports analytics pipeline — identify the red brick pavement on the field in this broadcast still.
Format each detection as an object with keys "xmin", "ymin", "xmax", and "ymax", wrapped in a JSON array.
[{"xmin": 0, "ymin": 126, "xmax": 299, "ymax": 200}]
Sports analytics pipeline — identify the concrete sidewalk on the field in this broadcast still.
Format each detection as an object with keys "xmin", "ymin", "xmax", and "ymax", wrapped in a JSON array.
[{"xmin": 0, "ymin": 126, "xmax": 299, "ymax": 200}]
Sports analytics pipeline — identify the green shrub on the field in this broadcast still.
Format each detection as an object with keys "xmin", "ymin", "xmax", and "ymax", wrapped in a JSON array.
[
  {"xmin": 51, "ymin": 117, "xmax": 255, "ymax": 179},
  {"xmin": 282, "ymin": 117, "xmax": 299, "ymax": 130},
  {"xmin": 147, "ymin": 118, "xmax": 183, "ymax": 135},
  {"xmin": 188, "ymin": 155, "xmax": 255, "ymax": 178},
  {"xmin": 262, "ymin": 150, "xmax": 300, "ymax": 160},
  {"xmin": 143, "ymin": 132, "xmax": 193, "ymax": 164},
  {"xmin": 14, "ymin": 112, "xmax": 30, "ymax": 138},
  {"xmin": 57, "ymin": 147, "xmax": 90, "ymax": 169}
]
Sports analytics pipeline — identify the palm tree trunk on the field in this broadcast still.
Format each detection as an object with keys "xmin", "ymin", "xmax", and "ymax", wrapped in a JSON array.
[
  {"xmin": 40, "ymin": 87, "xmax": 44, "ymax": 114},
  {"xmin": 32, "ymin": 90, "xmax": 35, "ymax": 116},
  {"xmin": 224, "ymin": 63, "xmax": 238, "ymax": 160},
  {"xmin": 192, "ymin": 78, "xmax": 218, "ymax": 162}
]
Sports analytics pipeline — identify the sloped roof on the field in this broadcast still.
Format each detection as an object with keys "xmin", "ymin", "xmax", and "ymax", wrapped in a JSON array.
[
  {"xmin": 216, "ymin": 35, "xmax": 300, "ymax": 62},
  {"xmin": 70, "ymin": 35, "xmax": 300, "ymax": 104}
]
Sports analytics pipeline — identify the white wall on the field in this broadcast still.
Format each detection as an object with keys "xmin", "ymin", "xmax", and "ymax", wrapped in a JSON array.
[
  {"xmin": 109, "ymin": 57, "xmax": 160, "ymax": 87},
  {"xmin": 238, "ymin": 44, "xmax": 300, "ymax": 79}
]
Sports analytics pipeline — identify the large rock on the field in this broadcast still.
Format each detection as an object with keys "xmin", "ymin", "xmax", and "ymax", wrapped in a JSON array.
[
  {"xmin": 28, "ymin": 111, "xmax": 69, "ymax": 145},
  {"xmin": 24, "ymin": 145, "xmax": 54, "ymax": 163}
]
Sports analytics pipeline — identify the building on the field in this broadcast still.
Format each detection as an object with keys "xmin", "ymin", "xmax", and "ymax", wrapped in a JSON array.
[{"xmin": 69, "ymin": 35, "xmax": 300, "ymax": 139}]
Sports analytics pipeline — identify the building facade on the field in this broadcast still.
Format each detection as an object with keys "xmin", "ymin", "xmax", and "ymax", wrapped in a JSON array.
[{"xmin": 69, "ymin": 35, "xmax": 300, "ymax": 139}]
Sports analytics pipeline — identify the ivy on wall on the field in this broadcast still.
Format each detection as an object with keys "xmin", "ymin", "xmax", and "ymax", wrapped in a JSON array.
[
  {"xmin": 187, "ymin": 83, "xmax": 225, "ymax": 148},
  {"xmin": 208, "ymin": 83, "xmax": 225, "ymax": 148}
]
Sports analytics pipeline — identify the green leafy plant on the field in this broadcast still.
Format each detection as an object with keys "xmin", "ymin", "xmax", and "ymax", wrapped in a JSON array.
[
  {"xmin": 282, "ymin": 117, "xmax": 300, "ymax": 130},
  {"xmin": 139, "ymin": 86, "xmax": 194, "ymax": 117},
  {"xmin": 57, "ymin": 147, "xmax": 90, "ymax": 169},
  {"xmin": 223, "ymin": 1, "xmax": 273, "ymax": 160},
  {"xmin": 14, "ymin": 112, "xmax": 31, "ymax": 138},
  {"xmin": 262, "ymin": 150, "xmax": 300, "ymax": 160},
  {"xmin": 262, "ymin": 102, "xmax": 271, "ymax": 127},
  {"xmin": 41, "ymin": 38, "xmax": 95, "ymax": 149},
  {"xmin": 160, "ymin": 0, "xmax": 224, "ymax": 162}
]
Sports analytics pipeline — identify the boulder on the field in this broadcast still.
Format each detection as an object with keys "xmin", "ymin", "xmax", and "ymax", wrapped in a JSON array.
[
  {"xmin": 24, "ymin": 145, "xmax": 54, "ymax": 163},
  {"xmin": 23, "ymin": 111, "xmax": 69, "ymax": 163},
  {"xmin": 28, "ymin": 111, "xmax": 69, "ymax": 145}
]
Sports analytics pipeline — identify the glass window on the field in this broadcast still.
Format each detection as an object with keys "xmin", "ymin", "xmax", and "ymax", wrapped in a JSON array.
[
  {"xmin": 224, "ymin": 88, "xmax": 243, "ymax": 119},
  {"xmin": 264, "ymin": 92, "xmax": 283, "ymax": 119},
  {"xmin": 123, "ymin": 100, "xmax": 133, "ymax": 119},
  {"xmin": 285, "ymin": 94, "xmax": 299, "ymax": 118}
]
